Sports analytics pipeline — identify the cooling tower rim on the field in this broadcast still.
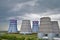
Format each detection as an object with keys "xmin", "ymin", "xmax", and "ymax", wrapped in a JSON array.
[
  {"xmin": 40, "ymin": 17, "xmax": 51, "ymax": 19},
  {"xmin": 51, "ymin": 21, "xmax": 58, "ymax": 22},
  {"xmin": 51, "ymin": 21, "xmax": 58, "ymax": 24},
  {"xmin": 22, "ymin": 20, "xmax": 30, "ymax": 21}
]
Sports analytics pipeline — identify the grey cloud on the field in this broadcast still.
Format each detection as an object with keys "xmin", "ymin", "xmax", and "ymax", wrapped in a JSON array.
[
  {"xmin": 0, "ymin": 0, "xmax": 33, "ymax": 19},
  {"xmin": 19, "ymin": 5, "xmax": 33, "ymax": 13},
  {"xmin": 33, "ymin": 0, "xmax": 60, "ymax": 13},
  {"xmin": 0, "ymin": 0, "xmax": 60, "ymax": 31},
  {"xmin": 0, "ymin": 0, "xmax": 60, "ymax": 21}
]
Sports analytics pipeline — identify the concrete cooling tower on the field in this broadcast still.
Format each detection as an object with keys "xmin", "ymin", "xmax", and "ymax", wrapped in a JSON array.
[
  {"xmin": 38, "ymin": 17, "xmax": 59, "ymax": 40},
  {"xmin": 51, "ymin": 21, "xmax": 59, "ymax": 36},
  {"xmin": 39, "ymin": 17, "xmax": 51, "ymax": 33},
  {"xmin": 32, "ymin": 21, "xmax": 39, "ymax": 33},
  {"xmin": 20, "ymin": 20, "xmax": 32, "ymax": 34},
  {"xmin": 8, "ymin": 19, "xmax": 18, "ymax": 33}
]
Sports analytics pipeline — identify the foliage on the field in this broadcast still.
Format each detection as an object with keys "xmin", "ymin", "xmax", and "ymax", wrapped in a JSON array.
[
  {"xmin": 38, "ymin": 38, "xmax": 43, "ymax": 40},
  {"xmin": 7, "ymin": 36, "xmax": 17, "ymax": 40},
  {"xmin": 19, "ymin": 37, "xmax": 25, "ymax": 40},
  {"xmin": 0, "ymin": 33, "xmax": 43, "ymax": 40},
  {"xmin": 0, "ymin": 37, "xmax": 2, "ymax": 40}
]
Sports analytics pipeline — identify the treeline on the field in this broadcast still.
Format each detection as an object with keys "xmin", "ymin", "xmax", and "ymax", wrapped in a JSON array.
[{"xmin": 0, "ymin": 34, "xmax": 43, "ymax": 40}]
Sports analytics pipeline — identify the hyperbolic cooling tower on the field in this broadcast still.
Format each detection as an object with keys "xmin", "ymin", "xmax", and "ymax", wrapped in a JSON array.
[
  {"xmin": 8, "ymin": 19, "xmax": 18, "ymax": 33},
  {"xmin": 38, "ymin": 17, "xmax": 59, "ymax": 40},
  {"xmin": 32, "ymin": 21, "xmax": 39, "ymax": 33},
  {"xmin": 51, "ymin": 21, "xmax": 59, "ymax": 36},
  {"xmin": 39, "ymin": 17, "xmax": 51, "ymax": 33},
  {"xmin": 20, "ymin": 20, "xmax": 32, "ymax": 34}
]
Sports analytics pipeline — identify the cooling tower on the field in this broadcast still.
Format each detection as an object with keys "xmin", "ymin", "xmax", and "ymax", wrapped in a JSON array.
[
  {"xmin": 51, "ymin": 21, "xmax": 59, "ymax": 36},
  {"xmin": 48, "ymin": 21, "xmax": 59, "ymax": 40},
  {"xmin": 8, "ymin": 19, "xmax": 18, "ymax": 33},
  {"xmin": 20, "ymin": 20, "xmax": 32, "ymax": 34},
  {"xmin": 38, "ymin": 17, "xmax": 59, "ymax": 40},
  {"xmin": 39, "ymin": 17, "xmax": 51, "ymax": 33},
  {"xmin": 32, "ymin": 21, "xmax": 39, "ymax": 33}
]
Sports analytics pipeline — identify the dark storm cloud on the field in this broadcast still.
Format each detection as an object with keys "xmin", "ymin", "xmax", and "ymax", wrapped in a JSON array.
[
  {"xmin": 0, "ymin": 0, "xmax": 60, "ymax": 31},
  {"xmin": 35, "ymin": 0, "xmax": 60, "ymax": 14},
  {"xmin": 0, "ymin": 0, "xmax": 60, "ymax": 19},
  {"xmin": 0, "ymin": 0, "xmax": 33, "ymax": 22},
  {"xmin": 33, "ymin": 0, "xmax": 60, "ymax": 13},
  {"xmin": 0, "ymin": 0, "xmax": 33, "ymax": 31},
  {"xmin": 0, "ymin": 0, "xmax": 60, "ymax": 17},
  {"xmin": 18, "ymin": 5, "xmax": 33, "ymax": 13}
]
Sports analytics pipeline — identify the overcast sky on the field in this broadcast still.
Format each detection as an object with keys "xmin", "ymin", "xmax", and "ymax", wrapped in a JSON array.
[{"xmin": 0, "ymin": 0, "xmax": 60, "ymax": 31}]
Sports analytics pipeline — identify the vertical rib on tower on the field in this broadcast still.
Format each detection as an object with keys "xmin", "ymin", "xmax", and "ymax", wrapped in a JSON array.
[
  {"xmin": 20, "ymin": 20, "xmax": 32, "ymax": 34},
  {"xmin": 8, "ymin": 19, "xmax": 18, "ymax": 33}
]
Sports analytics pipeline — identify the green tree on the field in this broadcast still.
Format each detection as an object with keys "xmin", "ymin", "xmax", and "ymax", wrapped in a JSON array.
[
  {"xmin": 20, "ymin": 37, "xmax": 25, "ymax": 40},
  {"xmin": 38, "ymin": 38, "xmax": 43, "ymax": 40},
  {"xmin": 25, "ymin": 37, "xmax": 37, "ymax": 40},
  {"xmin": 7, "ymin": 36, "xmax": 17, "ymax": 40},
  {"xmin": 1, "ymin": 35, "xmax": 8, "ymax": 39},
  {"xmin": 0, "ymin": 37, "xmax": 2, "ymax": 40},
  {"xmin": 17, "ymin": 38, "xmax": 21, "ymax": 40}
]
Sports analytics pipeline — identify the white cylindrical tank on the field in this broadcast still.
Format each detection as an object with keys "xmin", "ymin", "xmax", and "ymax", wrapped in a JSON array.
[{"xmin": 20, "ymin": 20, "xmax": 32, "ymax": 34}]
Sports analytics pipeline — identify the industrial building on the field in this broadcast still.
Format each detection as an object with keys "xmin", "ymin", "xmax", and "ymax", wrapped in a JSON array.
[
  {"xmin": 32, "ymin": 21, "xmax": 39, "ymax": 33},
  {"xmin": 8, "ymin": 19, "xmax": 18, "ymax": 33},
  {"xmin": 20, "ymin": 20, "xmax": 32, "ymax": 34},
  {"xmin": 38, "ymin": 17, "xmax": 60, "ymax": 40}
]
